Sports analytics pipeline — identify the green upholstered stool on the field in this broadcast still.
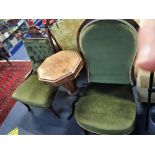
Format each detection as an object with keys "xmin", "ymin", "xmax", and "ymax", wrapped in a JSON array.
[
  {"xmin": 12, "ymin": 74, "xmax": 56, "ymax": 108},
  {"xmin": 75, "ymin": 84, "xmax": 136, "ymax": 134},
  {"xmin": 75, "ymin": 19, "xmax": 138, "ymax": 134}
]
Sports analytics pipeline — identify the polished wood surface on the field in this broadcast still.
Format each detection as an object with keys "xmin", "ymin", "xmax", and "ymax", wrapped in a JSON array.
[
  {"xmin": 63, "ymin": 80, "xmax": 77, "ymax": 95},
  {"xmin": 38, "ymin": 50, "xmax": 84, "ymax": 94}
]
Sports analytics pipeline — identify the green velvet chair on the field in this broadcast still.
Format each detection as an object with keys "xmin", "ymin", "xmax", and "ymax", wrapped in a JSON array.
[
  {"xmin": 12, "ymin": 36, "xmax": 59, "ymax": 117},
  {"xmin": 74, "ymin": 19, "xmax": 139, "ymax": 134}
]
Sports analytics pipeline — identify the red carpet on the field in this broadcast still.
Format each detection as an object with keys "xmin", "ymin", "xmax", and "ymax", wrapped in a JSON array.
[{"xmin": 0, "ymin": 61, "xmax": 32, "ymax": 126}]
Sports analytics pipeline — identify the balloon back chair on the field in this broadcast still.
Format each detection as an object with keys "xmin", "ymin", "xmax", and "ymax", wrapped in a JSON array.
[
  {"xmin": 12, "ymin": 26, "xmax": 59, "ymax": 117},
  {"xmin": 51, "ymin": 19, "xmax": 84, "ymax": 51},
  {"xmin": 74, "ymin": 19, "xmax": 139, "ymax": 134}
]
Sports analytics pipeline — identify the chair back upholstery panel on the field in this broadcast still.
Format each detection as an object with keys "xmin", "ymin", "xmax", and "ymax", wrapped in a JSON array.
[
  {"xmin": 78, "ymin": 20, "xmax": 137, "ymax": 84},
  {"xmin": 51, "ymin": 19, "xmax": 84, "ymax": 50},
  {"xmin": 23, "ymin": 38, "xmax": 54, "ymax": 71}
]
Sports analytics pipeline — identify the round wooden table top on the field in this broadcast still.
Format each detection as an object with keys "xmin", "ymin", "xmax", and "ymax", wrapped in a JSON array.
[{"xmin": 37, "ymin": 50, "xmax": 84, "ymax": 86}]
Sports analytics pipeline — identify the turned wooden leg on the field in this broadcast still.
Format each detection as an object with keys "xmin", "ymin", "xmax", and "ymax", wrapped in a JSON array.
[{"xmin": 62, "ymin": 80, "xmax": 77, "ymax": 95}]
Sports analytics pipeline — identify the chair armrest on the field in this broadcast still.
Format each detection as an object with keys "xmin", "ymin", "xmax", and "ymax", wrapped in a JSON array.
[{"xmin": 136, "ymin": 68, "xmax": 155, "ymax": 88}]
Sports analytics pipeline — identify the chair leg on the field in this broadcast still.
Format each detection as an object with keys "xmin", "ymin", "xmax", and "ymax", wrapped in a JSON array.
[
  {"xmin": 145, "ymin": 72, "xmax": 154, "ymax": 130},
  {"xmin": 23, "ymin": 104, "xmax": 31, "ymax": 111},
  {"xmin": 68, "ymin": 95, "xmax": 80, "ymax": 120},
  {"xmin": 80, "ymin": 127, "xmax": 88, "ymax": 135},
  {"xmin": 0, "ymin": 51, "xmax": 12, "ymax": 66},
  {"xmin": 49, "ymin": 106, "xmax": 60, "ymax": 118},
  {"xmin": 83, "ymin": 129, "xmax": 89, "ymax": 135},
  {"xmin": 68, "ymin": 101, "xmax": 76, "ymax": 120}
]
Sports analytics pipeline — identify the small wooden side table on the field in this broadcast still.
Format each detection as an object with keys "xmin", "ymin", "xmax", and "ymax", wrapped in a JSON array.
[{"xmin": 37, "ymin": 50, "xmax": 84, "ymax": 95}]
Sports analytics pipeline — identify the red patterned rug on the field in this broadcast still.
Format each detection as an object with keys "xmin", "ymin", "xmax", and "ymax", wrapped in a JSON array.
[{"xmin": 0, "ymin": 61, "xmax": 32, "ymax": 126}]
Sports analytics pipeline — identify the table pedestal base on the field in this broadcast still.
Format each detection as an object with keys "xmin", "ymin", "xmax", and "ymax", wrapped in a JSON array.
[{"xmin": 62, "ymin": 80, "xmax": 77, "ymax": 95}]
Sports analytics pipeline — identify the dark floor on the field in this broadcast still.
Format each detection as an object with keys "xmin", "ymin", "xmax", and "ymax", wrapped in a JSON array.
[{"xmin": 0, "ymin": 45, "xmax": 150, "ymax": 135}]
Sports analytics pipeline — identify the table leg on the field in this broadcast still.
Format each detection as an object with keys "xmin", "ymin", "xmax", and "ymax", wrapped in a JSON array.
[
  {"xmin": 0, "ymin": 51, "xmax": 12, "ymax": 66},
  {"xmin": 62, "ymin": 80, "xmax": 77, "ymax": 95}
]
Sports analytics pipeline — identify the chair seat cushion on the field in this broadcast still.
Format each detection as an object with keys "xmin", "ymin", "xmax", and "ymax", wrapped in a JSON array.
[
  {"xmin": 75, "ymin": 84, "xmax": 136, "ymax": 134},
  {"xmin": 12, "ymin": 74, "xmax": 56, "ymax": 108}
]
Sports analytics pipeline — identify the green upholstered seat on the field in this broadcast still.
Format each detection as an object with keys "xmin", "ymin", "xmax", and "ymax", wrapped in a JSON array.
[
  {"xmin": 23, "ymin": 38, "xmax": 54, "ymax": 71},
  {"xmin": 12, "ymin": 74, "xmax": 56, "ymax": 108},
  {"xmin": 75, "ymin": 19, "xmax": 138, "ymax": 134},
  {"xmin": 75, "ymin": 84, "xmax": 136, "ymax": 134}
]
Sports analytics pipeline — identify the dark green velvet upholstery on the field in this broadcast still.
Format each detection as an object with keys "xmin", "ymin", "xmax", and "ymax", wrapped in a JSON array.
[
  {"xmin": 75, "ymin": 20, "xmax": 137, "ymax": 135},
  {"xmin": 79, "ymin": 20, "xmax": 137, "ymax": 84},
  {"xmin": 12, "ymin": 38, "xmax": 56, "ymax": 109},
  {"xmin": 12, "ymin": 74, "xmax": 56, "ymax": 108},
  {"xmin": 23, "ymin": 39, "xmax": 54, "ymax": 71},
  {"xmin": 75, "ymin": 84, "xmax": 136, "ymax": 134}
]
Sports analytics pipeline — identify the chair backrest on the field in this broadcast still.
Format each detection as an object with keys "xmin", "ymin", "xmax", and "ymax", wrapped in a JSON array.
[
  {"xmin": 51, "ymin": 19, "xmax": 84, "ymax": 51},
  {"xmin": 23, "ymin": 26, "xmax": 55, "ymax": 71},
  {"xmin": 78, "ymin": 19, "xmax": 138, "ymax": 85},
  {"xmin": 23, "ymin": 38, "xmax": 54, "ymax": 71}
]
